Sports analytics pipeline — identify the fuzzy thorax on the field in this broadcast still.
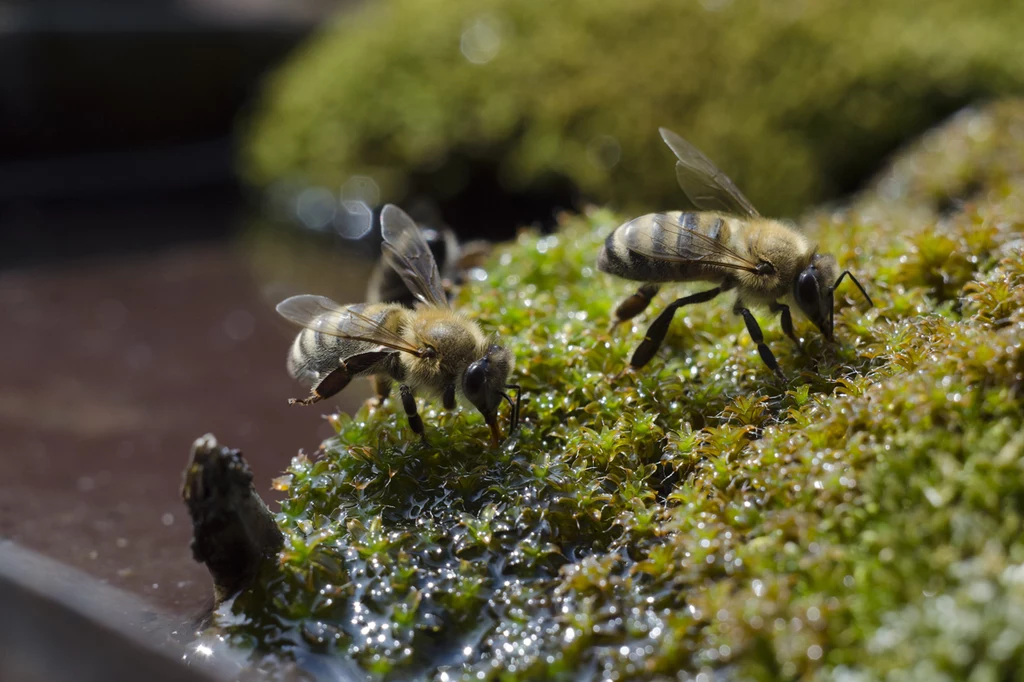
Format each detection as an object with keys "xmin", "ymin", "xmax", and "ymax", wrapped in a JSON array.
[
  {"xmin": 733, "ymin": 219, "xmax": 816, "ymax": 304},
  {"xmin": 399, "ymin": 308, "xmax": 488, "ymax": 395}
]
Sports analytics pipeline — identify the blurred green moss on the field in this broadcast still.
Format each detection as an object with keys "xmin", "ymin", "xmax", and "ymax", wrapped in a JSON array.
[
  {"xmin": 217, "ymin": 100, "xmax": 1024, "ymax": 679},
  {"xmin": 243, "ymin": 0, "xmax": 1024, "ymax": 218}
]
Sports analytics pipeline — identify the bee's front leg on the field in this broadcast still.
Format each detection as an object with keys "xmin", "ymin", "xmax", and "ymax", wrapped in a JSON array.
[
  {"xmin": 610, "ymin": 283, "xmax": 661, "ymax": 331},
  {"xmin": 736, "ymin": 306, "xmax": 786, "ymax": 382},
  {"xmin": 399, "ymin": 384, "xmax": 427, "ymax": 441}
]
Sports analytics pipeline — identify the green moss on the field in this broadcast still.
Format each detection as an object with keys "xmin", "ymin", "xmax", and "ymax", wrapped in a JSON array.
[
  {"xmin": 243, "ymin": 0, "xmax": 1024, "ymax": 218},
  {"xmin": 215, "ymin": 100, "xmax": 1024, "ymax": 679}
]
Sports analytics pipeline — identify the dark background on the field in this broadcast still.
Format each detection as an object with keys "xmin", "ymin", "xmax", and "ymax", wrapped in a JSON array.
[{"xmin": 0, "ymin": 0, "xmax": 357, "ymax": 613}]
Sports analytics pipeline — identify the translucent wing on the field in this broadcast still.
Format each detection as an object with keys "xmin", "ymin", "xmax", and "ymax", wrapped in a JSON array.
[
  {"xmin": 276, "ymin": 295, "xmax": 426, "ymax": 356},
  {"xmin": 623, "ymin": 213, "xmax": 762, "ymax": 274},
  {"xmin": 380, "ymin": 204, "xmax": 450, "ymax": 309},
  {"xmin": 659, "ymin": 127, "xmax": 761, "ymax": 219}
]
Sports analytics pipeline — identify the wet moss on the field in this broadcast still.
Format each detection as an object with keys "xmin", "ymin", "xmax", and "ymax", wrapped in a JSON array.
[
  {"xmin": 242, "ymin": 0, "xmax": 1024, "ymax": 223},
  {"xmin": 216, "ymin": 100, "xmax": 1024, "ymax": 679}
]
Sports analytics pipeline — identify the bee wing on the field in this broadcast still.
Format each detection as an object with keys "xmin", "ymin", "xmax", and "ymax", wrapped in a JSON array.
[
  {"xmin": 276, "ymin": 295, "xmax": 426, "ymax": 357},
  {"xmin": 659, "ymin": 128, "xmax": 761, "ymax": 219},
  {"xmin": 380, "ymin": 204, "xmax": 450, "ymax": 309},
  {"xmin": 624, "ymin": 214, "xmax": 762, "ymax": 274}
]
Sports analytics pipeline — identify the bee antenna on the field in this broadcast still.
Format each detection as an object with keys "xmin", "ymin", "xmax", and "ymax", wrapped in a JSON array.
[
  {"xmin": 831, "ymin": 271, "xmax": 874, "ymax": 309},
  {"xmin": 499, "ymin": 392, "xmax": 516, "ymax": 432},
  {"xmin": 502, "ymin": 383, "xmax": 521, "ymax": 432}
]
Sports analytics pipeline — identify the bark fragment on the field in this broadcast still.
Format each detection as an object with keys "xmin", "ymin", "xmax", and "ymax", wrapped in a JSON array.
[{"xmin": 182, "ymin": 433, "xmax": 283, "ymax": 604}]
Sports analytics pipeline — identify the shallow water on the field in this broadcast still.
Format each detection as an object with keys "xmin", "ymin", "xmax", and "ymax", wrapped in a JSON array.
[{"xmin": 0, "ymin": 241, "xmax": 363, "ymax": 613}]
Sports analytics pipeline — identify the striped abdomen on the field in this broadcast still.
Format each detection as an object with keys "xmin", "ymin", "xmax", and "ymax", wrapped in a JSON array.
[
  {"xmin": 597, "ymin": 211, "xmax": 736, "ymax": 283},
  {"xmin": 286, "ymin": 303, "xmax": 401, "ymax": 385}
]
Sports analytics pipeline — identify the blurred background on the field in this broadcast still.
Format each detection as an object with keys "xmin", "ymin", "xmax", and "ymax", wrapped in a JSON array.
[
  {"xmin": 0, "ymin": 0, "xmax": 342, "ymax": 617},
  {"xmin": 2, "ymin": 0, "xmax": 1023, "ymax": 634}
]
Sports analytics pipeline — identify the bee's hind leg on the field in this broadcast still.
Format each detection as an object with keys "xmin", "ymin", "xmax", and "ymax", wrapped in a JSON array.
[
  {"xmin": 610, "ymin": 283, "xmax": 661, "ymax": 331},
  {"xmin": 770, "ymin": 302, "xmax": 802, "ymax": 352},
  {"xmin": 630, "ymin": 287, "xmax": 723, "ymax": 368},
  {"xmin": 736, "ymin": 306, "xmax": 787, "ymax": 382},
  {"xmin": 399, "ymin": 384, "xmax": 427, "ymax": 441},
  {"xmin": 289, "ymin": 366, "xmax": 352, "ymax": 406},
  {"xmin": 290, "ymin": 350, "xmax": 392, "ymax": 407}
]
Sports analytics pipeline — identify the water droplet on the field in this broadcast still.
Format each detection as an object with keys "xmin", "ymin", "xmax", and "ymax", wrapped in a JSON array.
[
  {"xmin": 335, "ymin": 200, "xmax": 374, "ymax": 239},
  {"xmin": 296, "ymin": 187, "xmax": 337, "ymax": 231},
  {"xmin": 461, "ymin": 15, "xmax": 503, "ymax": 65}
]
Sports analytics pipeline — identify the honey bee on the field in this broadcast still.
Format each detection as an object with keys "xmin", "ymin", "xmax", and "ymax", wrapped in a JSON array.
[
  {"xmin": 598, "ymin": 128, "xmax": 872, "ymax": 380},
  {"xmin": 277, "ymin": 205, "xmax": 519, "ymax": 445},
  {"xmin": 364, "ymin": 219, "xmax": 491, "ymax": 401},
  {"xmin": 366, "ymin": 221, "xmax": 492, "ymax": 307}
]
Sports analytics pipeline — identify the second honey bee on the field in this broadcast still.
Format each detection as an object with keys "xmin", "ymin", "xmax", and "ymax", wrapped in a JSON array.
[
  {"xmin": 598, "ymin": 128, "xmax": 872, "ymax": 380},
  {"xmin": 366, "ymin": 219, "xmax": 492, "ymax": 308},
  {"xmin": 277, "ymin": 204, "xmax": 519, "ymax": 445}
]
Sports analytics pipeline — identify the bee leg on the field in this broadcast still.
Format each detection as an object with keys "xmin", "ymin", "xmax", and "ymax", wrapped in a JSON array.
[
  {"xmin": 611, "ymin": 283, "xmax": 661, "ymax": 330},
  {"xmin": 289, "ymin": 366, "xmax": 352, "ymax": 406},
  {"xmin": 369, "ymin": 376, "xmax": 392, "ymax": 408},
  {"xmin": 771, "ymin": 302, "xmax": 802, "ymax": 352},
  {"xmin": 399, "ymin": 384, "xmax": 426, "ymax": 441},
  {"xmin": 291, "ymin": 350, "xmax": 392, "ymax": 407},
  {"xmin": 630, "ymin": 287, "xmax": 722, "ymax": 368},
  {"xmin": 736, "ymin": 307, "xmax": 787, "ymax": 382},
  {"xmin": 442, "ymin": 384, "xmax": 457, "ymax": 410}
]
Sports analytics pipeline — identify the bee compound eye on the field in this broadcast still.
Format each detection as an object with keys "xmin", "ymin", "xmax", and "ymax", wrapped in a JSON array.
[
  {"xmin": 463, "ymin": 360, "xmax": 487, "ymax": 397},
  {"xmin": 797, "ymin": 271, "xmax": 819, "ymax": 310}
]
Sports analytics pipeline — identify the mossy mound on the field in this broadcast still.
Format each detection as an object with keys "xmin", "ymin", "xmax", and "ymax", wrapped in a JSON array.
[
  {"xmin": 242, "ymin": 0, "xmax": 1024, "ymax": 224},
  {"xmin": 216, "ymin": 100, "xmax": 1024, "ymax": 679}
]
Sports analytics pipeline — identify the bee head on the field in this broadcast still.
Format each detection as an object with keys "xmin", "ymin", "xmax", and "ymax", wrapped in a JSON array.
[
  {"xmin": 462, "ymin": 343, "xmax": 518, "ymax": 445},
  {"xmin": 794, "ymin": 253, "xmax": 839, "ymax": 340},
  {"xmin": 795, "ymin": 252, "xmax": 873, "ymax": 341}
]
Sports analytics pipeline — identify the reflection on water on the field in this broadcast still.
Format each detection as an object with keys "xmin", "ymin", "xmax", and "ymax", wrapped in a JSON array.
[{"xmin": 0, "ymin": 240, "xmax": 364, "ymax": 612}]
